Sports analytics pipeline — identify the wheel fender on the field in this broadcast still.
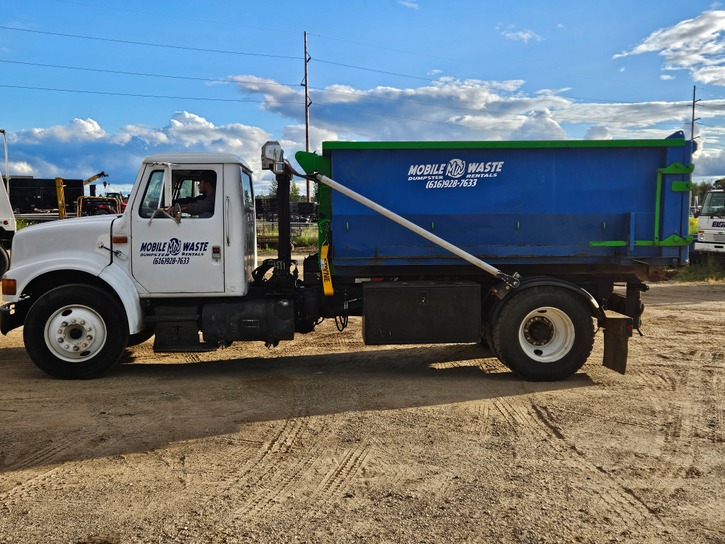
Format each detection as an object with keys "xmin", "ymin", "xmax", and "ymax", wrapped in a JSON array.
[
  {"xmin": 98, "ymin": 264, "xmax": 145, "ymax": 335},
  {"xmin": 485, "ymin": 276, "xmax": 603, "ymax": 325},
  {"xmin": 7, "ymin": 257, "xmax": 145, "ymax": 336}
]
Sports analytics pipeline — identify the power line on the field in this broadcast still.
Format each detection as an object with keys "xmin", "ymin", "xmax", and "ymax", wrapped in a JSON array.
[
  {"xmin": 308, "ymin": 33, "xmax": 469, "ymax": 64},
  {"xmin": 0, "ymin": 25, "xmax": 300, "ymax": 60},
  {"xmin": 0, "ymin": 59, "xmax": 299, "ymax": 87},
  {"xmin": 0, "ymin": 24, "xmax": 688, "ymax": 110},
  {"xmin": 0, "ymin": 57, "xmax": 563, "ymax": 120},
  {"xmin": 314, "ymin": 57, "xmax": 437, "ymax": 82},
  {"xmin": 0, "ymin": 23, "xmax": 701, "ymax": 131},
  {"xmin": 0, "ymin": 83, "xmax": 302, "ymax": 103}
]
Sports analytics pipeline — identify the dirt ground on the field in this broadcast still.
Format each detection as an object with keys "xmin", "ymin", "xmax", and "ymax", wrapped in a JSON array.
[{"xmin": 0, "ymin": 279, "xmax": 724, "ymax": 544}]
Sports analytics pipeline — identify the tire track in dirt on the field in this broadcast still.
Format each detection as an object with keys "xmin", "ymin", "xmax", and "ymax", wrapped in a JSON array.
[
  {"xmin": 488, "ymin": 393, "xmax": 668, "ymax": 532},
  {"xmin": 311, "ymin": 443, "xmax": 372, "ymax": 509},
  {"xmin": 160, "ymin": 381, "xmax": 339, "ymax": 535},
  {"xmin": 530, "ymin": 404, "xmax": 669, "ymax": 530},
  {"xmin": 712, "ymin": 368, "xmax": 725, "ymax": 444},
  {"xmin": 0, "ymin": 431, "xmax": 130, "ymax": 506},
  {"xmin": 237, "ymin": 415, "xmax": 326, "ymax": 518},
  {"xmin": 629, "ymin": 363, "xmax": 682, "ymax": 391},
  {"xmin": 3, "ymin": 435, "xmax": 80, "ymax": 472},
  {"xmin": 641, "ymin": 361, "xmax": 703, "ymax": 484}
]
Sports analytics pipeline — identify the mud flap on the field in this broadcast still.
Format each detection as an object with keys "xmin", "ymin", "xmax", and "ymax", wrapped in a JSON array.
[{"xmin": 601, "ymin": 310, "xmax": 633, "ymax": 374}]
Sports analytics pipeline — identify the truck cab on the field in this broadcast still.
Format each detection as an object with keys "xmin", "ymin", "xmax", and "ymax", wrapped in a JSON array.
[
  {"xmin": 694, "ymin": 189, "xmax": 725, "ymax": 255},
  {"xmin": 0, "ymin": 153, "xmax": 291, "ymax": 379},
  {"xmin": 121, "ymin": 153, "xmax": 257, "ymax": 295}
]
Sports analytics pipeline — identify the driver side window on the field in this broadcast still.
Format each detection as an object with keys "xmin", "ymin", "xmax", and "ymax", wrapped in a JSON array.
[{"xmin": 138, "ymin": 169, "xmax": 217, "ymax": 218}]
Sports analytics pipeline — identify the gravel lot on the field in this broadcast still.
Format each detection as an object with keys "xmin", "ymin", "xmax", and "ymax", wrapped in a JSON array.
[{"xmin": 0, "ymin": 280, "xmax": 724, "ymax": 543}]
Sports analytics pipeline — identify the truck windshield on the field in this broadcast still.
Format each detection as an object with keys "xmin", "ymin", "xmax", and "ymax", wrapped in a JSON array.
[{"xmin": 701, "ymin": 192, "xmax": 725, "ymax": 217}]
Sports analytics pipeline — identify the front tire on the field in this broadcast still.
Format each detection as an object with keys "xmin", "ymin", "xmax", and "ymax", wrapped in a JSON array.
[
  {"xmin": 492, "ymin": 286, "xmax": 594, "ymax": 381},
  {"xmin": 0, "ymin": 245, "xmax": 9, "ymax": 277},
  {"xmin": 24, "ymin": 284, "xmax": 129, "ymax": 379},
  {"xmin": 127, "ymin": 327, "xmax": 154, "ymax": 347}
]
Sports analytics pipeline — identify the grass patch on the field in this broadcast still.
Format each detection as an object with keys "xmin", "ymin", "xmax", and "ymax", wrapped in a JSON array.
[
  {"xmin": 674, "ymin": 253, "xmax": 725, "ymax": 282},
  {"xmin": 293, "ymin": 226, "xmax": 318, "ymax": 248},
  {"xmin": 16, "ymin": 217, "xmax": 33, "ymax": 230},
  {"xmin": 256, "ymin": 224, "xmax": 318, "ymax": 251}
]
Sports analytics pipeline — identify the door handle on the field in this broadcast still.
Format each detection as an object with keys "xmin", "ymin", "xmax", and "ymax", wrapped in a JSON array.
[{"xmin": 225, "ymin": 196, "xmax": 230, "ymax": 246}]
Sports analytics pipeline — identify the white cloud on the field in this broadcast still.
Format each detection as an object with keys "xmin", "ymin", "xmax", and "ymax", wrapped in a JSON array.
[
  {"xmin": 512, "ymin": 109, "xmax": 567, "ymax": 140},
  {"xmin": 499, "ymin": 27, "xmax": 543, "ymax": 44},
  {"xmin": 6, "ymin": 112, "xmax": 274, "ymax": 185},
  {"xmin": 16, "ymin": 118, "xmax": 106, "ymax": 144},
  {"xmin": 614, "ymin": 10, "xmax": 725, "ymax": 85},
  {"xmin": 398, "ymin": 0, "xmax": 420, "ymax": 8},
  {"xmin": 494, "ymin": 23, "xmax": 543, "ymax": 43},
  {"xmin": 234, "ymin": 75, "xmax": 572, "ymax": 141},
  {"xmin": 584, "ymin": 126, "xmax": 612, "ymax": 140},
  {"xmin": 660, "ymin": 74, "xmax": 675, "ymax": 80},
  {"xmin": 8, "ymin": 161, "xmax": 33, "ymax": 176},
  {"xmin": 3, "ymin": 73, "xmax": 715, "ymax": 187}
]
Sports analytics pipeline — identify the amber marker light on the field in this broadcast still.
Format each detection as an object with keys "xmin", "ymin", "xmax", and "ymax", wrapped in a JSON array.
[{"xmin": 2, "ymin": 278, "xmax": 16, "ymax": 296}]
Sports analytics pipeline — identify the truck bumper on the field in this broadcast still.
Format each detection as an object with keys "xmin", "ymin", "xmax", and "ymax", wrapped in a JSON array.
[
  {"xmin": 694, "ymin": 241, "xmax": 725, "ymax": 253},
  {"xmin": 0, "ymin": 302, "xmax": 23, "ymax": 335}
]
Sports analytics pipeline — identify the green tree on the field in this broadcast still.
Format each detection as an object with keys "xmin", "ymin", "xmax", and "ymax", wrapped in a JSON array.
[
  {"xmin": 266, "ymin": 179, "xmax": 309, "ymax": 202},
  {"xmin": 692, "ymin": 181, "xmax": 714, "ymax": 200},
  {"xmin": 290, "ymin": 181, "xmax": 302, "ymax": 202},
  {"xmin": 267, "ymin": 177, "xmax": 278, "ymax": 198}
]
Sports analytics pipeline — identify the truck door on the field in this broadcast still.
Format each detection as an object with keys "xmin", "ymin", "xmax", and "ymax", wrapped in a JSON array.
[
  {"xmin": 130, "ymin": 166, "xmax": 225, "ymax": 294},
  {"xmin": 240, "ymin": 168, "xmax": 256, "ymax": 281}
]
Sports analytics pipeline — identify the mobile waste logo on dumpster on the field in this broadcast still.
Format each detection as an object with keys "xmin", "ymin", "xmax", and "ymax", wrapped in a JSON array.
[{"xmin": 407, "ymin": 158, "xmax": 504, "ymax": 189}]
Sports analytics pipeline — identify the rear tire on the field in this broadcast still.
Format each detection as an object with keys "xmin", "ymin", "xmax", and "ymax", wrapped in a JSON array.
[
  {"xmin": 492, "ymin": 286, "xmax": 594, "ymax": 381},
  {"xmin": 24, "ymin": 284, "xmax": 128, "ymax": 379}
]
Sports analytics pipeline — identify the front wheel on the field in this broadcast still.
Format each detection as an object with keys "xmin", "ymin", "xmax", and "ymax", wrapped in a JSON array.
[
  {"xmin": 24, "ymin": 284, "xmax": 129, "ymax": 379},
  {"xmin": 492, "ymin": 286, "xmax": 595, "ymax": 381},
  {"xmin": 0, "ymin": 245, "xmax": 9, "ymax": 277}
]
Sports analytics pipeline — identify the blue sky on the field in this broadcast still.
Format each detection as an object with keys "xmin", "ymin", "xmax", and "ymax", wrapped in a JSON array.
[{"xmin": 0, "ymin": 0, "xmax": 721, "ymax": 194}]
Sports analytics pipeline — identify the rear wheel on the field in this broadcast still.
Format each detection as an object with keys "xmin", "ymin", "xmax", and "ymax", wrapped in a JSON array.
[
  {"xmin": 24, "ymin": 284, "xmax": 128, "ymax": 379},
  {"xmin": 492, "ymin": 286, "xmax": 594, "ymax": 381}
]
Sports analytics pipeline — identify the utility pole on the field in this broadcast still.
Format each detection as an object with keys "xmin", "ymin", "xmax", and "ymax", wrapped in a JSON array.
[
  {"xmin": 302, "ymin": 31, "xmax": 312, "ymax": 202},
  {"xmin": 690, "ymin": 85, "xmax": 700, "ymax": 145}
]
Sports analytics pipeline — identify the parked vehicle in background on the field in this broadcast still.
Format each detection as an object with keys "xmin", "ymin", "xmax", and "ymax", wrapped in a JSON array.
[
  {"xmin": 0, "ymin": 129, "xmax": 14, "ymax": 275},
  {"xmin": 105, "ymin": 192, "xmax": 128, "ymax": 211},
  {"xmin": 694, "ymin": 189, "xmax": 725, "ymax": 255}
]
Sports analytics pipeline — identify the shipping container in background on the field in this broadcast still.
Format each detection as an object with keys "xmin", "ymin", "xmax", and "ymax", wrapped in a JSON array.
[{"xmin": 9, "ymin": 178, "xmax": 83, "ymax": 213}]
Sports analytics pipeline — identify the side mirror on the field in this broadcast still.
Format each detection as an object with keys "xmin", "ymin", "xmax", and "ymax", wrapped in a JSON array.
[{"xmin": 261, "ymin": 141, "xmax": 285, "ymax": 174}]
